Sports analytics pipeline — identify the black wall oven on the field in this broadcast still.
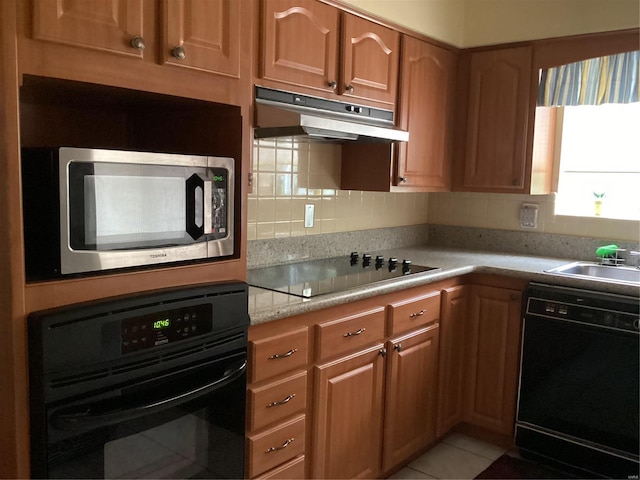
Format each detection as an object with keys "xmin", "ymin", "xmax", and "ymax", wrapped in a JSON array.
[
  {"xmin": 28, "ymin": 282, "xmax": 249, "ymax": 479},
  {"xmin": 516, "ymin": 283, "xmax": 639, "ymax": 479}
]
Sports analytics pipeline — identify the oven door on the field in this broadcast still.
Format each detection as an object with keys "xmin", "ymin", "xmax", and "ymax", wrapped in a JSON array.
[
  {"xmin": 42, "ymin": 352, "xmax": 246, "ymax": 479},
  {"xmin": 517, "ymin": 314, "xmax": 639, "ymax": 459}
]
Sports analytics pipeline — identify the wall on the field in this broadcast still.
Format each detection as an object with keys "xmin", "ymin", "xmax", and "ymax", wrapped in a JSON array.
[
  {"xmin": 247, "ymin": 138, "xmax": 430, "ymax": 240},
  {"xmin": 339, "ymin": 0, "xmax": 465, "ymax": 46},
  {"xmin": 428, "ymin": 192, "xmax": 640, "ymax": 242},
  {"xmin": 249, "ymin": 138, "xmax": 639, "ymax": 243},
  {"xmin": 339, "ymin": 0, "xmax": 639, "ymax": 47},
  {"xmin": 462, "ymin": 0, "xmax": 640, "ymax": 47}
]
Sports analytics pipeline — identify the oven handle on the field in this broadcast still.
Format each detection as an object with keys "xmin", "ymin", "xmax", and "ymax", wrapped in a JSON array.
[{"xmin": 50, "ymin": 359, "xmax": 246, "ymax": 432}]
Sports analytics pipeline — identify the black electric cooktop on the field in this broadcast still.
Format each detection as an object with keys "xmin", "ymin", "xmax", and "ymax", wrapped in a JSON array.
[{"xmin": 247, "ymin": 253, "xmax": 439, "ymax": 298}]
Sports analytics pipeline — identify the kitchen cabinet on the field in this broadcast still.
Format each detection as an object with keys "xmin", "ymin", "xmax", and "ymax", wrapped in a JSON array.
[
  {"xmin": 247, "ymin": 326, "xmax": 310, "ymax": 478},
  {"xmin": 464, "ymin": 284, "xmax": 522, "ymax": 435},
  {"xmin": 260, "ymin": 0, "xmax": 399, "ymax": 108},
  {"xmin": 454, "ymin": 46, "xmax": 538, "ymax": 193},
  {"xmin": 396, "ymin": 36, "xmax": 456, "ymax": 190},
  {"xmin": 382, "ymin": 324, "xmax": 439, "ymax": 472},
  {"xmin": 32, "ymin": 0, "xmax": 240, "ymax": 77},
  {"xmin": 436, "ymin": 285, "xmax": 468, "ymax": 437},
  {"xmin": 340, "ymin": 36, "xmax": 456, "ymax": 193},
  {"xmin": 32, "ymin": 0, "xmax": 145, "ymax": 58},
  {"xmin": 312, "ymin": 343, "xmax": 386, "ymax": 479}
]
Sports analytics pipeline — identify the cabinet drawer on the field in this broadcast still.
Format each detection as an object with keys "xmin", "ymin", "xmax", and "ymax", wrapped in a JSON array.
[
  {"xmin": 248, "ymin": 371, "xmax": 307, "ymax": 431},
  {"xmin": 247, "ymin": 415, "xmax": 306, "ymax": 478},
  {"xmin": 254, "ymin": 455, "xmax": 305, "ymax": 479},
  {"xmin": 250, "ymin": 327, "xmax": 309, "ymax": 383},
  {"xmin": 316, "ymin": 307, "xmax": 385, "ymax": 361},
  {"xmin": 389, "ymin": 291, "xmax": 440, "ymax": 335}
]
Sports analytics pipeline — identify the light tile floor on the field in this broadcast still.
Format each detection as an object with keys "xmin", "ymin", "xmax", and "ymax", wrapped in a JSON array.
[{"xmin": 388, "ymin": 433, "xmax": 508, "ymax": 480}]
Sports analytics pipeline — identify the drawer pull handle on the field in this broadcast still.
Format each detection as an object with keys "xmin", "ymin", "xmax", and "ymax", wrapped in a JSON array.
[
  {"xmin": 267, "ymin": 394, "xmax": 296, "ymax": 408},
  {"xmin": 343, "ymin": 328, "xmax": 366, "ymax": 337},
  {"xmin": 266, "ymin": 438, "xmax": 295, "ymax": 453},
  {"xmin": 268, "ymin": 349, "xmax": 297, "ymax": 360},
  {"xmin": 410, "ymin": 310, "xmax": 426, "ymax": 318},
  {"xmin": 394, "ymin": 343, "xmax": 402, "ymax": 352}
]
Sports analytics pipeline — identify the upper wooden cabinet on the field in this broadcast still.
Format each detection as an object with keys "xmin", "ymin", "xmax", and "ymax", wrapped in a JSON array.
[
  {"xmin": 340, "ymin": 13, "xmax": 399, "ymax": 106},
  {"xmin": 260, "ymin": 0, "xmax": 399, "ymax": 108},
  {"xmin": 396, "ymin": 36, "xmax": 456, "ymax": 190},
  {"xmin": 31, "ymin": 0, "xmax": 241, "ymax": 77},
  {"xmin": 162, "ymin": 0, "xmax": 241, "ymax": 77},
  {"xmin": 32, "ymin": 0, "xmax": 145, "ymax": 58},
  {"xmin": 454, "ymin": 46, "xmax": 537, "ymax": 192}
]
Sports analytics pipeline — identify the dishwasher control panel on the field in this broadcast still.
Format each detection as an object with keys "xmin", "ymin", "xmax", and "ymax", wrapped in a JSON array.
[{"xmin": 526, "ymin": 285, "xmax": 640, "ymax": 333}]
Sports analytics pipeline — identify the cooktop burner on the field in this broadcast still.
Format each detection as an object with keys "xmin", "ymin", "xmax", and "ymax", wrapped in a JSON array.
[{"xmin": 247, "ymin": 253, "xmax": 439, "ymax": 298}]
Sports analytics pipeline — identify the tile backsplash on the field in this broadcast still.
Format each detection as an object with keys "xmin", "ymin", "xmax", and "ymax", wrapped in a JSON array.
[
  {"xmin": 247, "ymin": 137, "xmax": 430, "ymax": 240},
  {"xmin": 249, "ymin": 138, "xmax": 639, "ymax": 243}
]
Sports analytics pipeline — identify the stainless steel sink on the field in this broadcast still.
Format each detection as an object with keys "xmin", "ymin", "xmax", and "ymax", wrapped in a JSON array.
[{"xmin": 545, "ymin": 262, "xmax": 640, "ymax": 285}]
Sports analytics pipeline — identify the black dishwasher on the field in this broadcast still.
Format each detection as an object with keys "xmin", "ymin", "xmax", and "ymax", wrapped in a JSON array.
[
  {"xmin": 516, "ymin": 282, "xmax": 639, "ymax": 479},
  {"xmin": 28, "ymin": 282, "xmax": 249, "ymax": 479}
]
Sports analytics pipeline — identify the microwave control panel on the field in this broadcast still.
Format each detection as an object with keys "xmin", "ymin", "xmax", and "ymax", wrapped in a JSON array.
[{"xmin": 121, "ymin": 304, "xmax": 213, "ymax": 354}]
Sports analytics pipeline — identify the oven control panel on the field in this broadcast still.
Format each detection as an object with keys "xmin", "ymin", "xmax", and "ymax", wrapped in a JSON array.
[{"xmin": 121, "ymin": 304, "xmax": 213, "ymax": 353}]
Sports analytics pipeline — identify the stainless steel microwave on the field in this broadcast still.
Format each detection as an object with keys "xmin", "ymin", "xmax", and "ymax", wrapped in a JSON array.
[{"xmin": 21, "ymin": 147, "xmax": 234, "ymax": 281}]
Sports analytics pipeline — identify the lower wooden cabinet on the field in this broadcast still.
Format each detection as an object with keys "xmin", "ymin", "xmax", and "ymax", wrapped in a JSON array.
[
  {"xmin": 247, "ymin": 277, "xmax": 524, "ymax": 479},
  {"xmin": 436, "ymin": 285, "xmax": 468, "ymax": 437},
  {"xmin": 383, "ymin": 324, "xmax": 440, "ymax": 471},
  {"xmin": 247, "ymin": 415, "xmax": 306, "ymax": 478},
  {"xmin": 464, "ymin": 284, "xmax": 523, "ymax": 435},
  {"xmin": 312, "ymin": 343, "xmax": 386, "ymax": 479}
]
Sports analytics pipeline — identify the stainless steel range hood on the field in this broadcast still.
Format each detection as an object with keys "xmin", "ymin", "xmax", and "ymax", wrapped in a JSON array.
[{"xmin": 254, "ymin": 86, "xmax": 409, "ymax": 142}]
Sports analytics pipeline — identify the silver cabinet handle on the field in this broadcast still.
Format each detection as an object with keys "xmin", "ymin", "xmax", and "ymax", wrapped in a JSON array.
[
  {"xmin": 172, "ymin": 45, "xmax": 186, "ymax": 60},
  {"xmin": 343, "ymin": 328, "xmax": 365, "ymax": 337},
  {"xmin": 394, "ymin": 344, "xmax": 402, "ymax": 352},
  {"xmin": 399, "ymin": 176, "xmax": 408, "ymax": 183},
  {"xmin": 266, "ymin": 438, "xmax": 294, "ymax": 453},
  {"xmin": 267, "ymin": 394, "xmax": 296, "ymax": 408},
  {"xmin": 328, "ymin": 80, "xmax": 337, "ymax": 90},
  {"xmin": 346, "ymin": 84, "xmax": 354, "ymax": 93},
  {"xmin": 268, "ymin": 349, "xmax": 297, "ymax": 360},
  {"xmin": 130, "ymin": 35, "xmax": 145, "ymax": 51},
  {"xmin": 379, "ymin": 348, "xmax": 387, "ymax": 357},
  {"xmin": 410, "ymin": 310, "xmax": 426, "ymax": 318}
]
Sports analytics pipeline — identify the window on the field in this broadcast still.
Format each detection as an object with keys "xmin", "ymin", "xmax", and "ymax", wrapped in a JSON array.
[
  {"xmin": 536, "ymin": 50, "xmax": 639, "ymax": 221},
  {"xmin": 553, "ymin": 102, "xmax": 640, "ymax": 220}
]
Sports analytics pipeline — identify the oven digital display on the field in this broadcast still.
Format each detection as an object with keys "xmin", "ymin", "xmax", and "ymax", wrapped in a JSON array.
[
  {"xmin": 121, "ymin": 304, "xmax": 212, "ymax": 354},
  {"xmin": 153, "ymin": 319, "xmax": 171, "ymax": 330}
]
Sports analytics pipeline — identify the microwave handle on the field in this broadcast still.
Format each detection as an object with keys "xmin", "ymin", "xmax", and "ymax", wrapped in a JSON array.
[
  {"xmin": 49, "ymin": 359, "xmax": 246, "ymax": 432},
  {"xmin": 185, "ymin": 174, "xmax": 212, "ymax": 239}
]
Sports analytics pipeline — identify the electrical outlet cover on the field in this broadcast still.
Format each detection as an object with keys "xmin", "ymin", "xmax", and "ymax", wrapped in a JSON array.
[
  {"xmin": 304, "ymin": 204, "xmax": 315, "ymax": 228},
  {"xmin": 520, "ymin": 203, "xmax": 539, "ymax": 229}
]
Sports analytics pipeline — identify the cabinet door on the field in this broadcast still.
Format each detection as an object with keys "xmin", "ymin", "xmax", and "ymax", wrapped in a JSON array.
[
  {"xmin": 32, "ymin": 0, "xmax": 145, "ymax": 58},
  {"xmin": 340, "ymin": 14, "xmax": 400, "ymax": 107},
  {"xmin": 463, "ymin": 46, "xmax": 533, "ymax": 190},
  {"xmin": 312, "ymin": 344, "xmax": 385, "ymax": 479},
  {"xmin": 162, "ymin": 0, "xmax": 240, "ymax": 77},
  {"xmin": 436, "ymin": 285, "xmax": 467, "ymax": 437},
  {"xmin": 465, "ymin": 285, "xmax": 522, "ymax": 435},
  {"xmin": 396, "ymin": 37, "xmax": 456, "ymax": 189},
  {"xmin": 383, "ymin": 325, "xmax": 439, "ymax": 472},
  {"xmin": 261, "ymin": 0, "xmax": 339, "ymax": 93}
]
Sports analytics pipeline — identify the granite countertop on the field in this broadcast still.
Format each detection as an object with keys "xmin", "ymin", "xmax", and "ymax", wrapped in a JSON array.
[{"xmin": 248, "ymin": 246, "xmax": 640, "ymax": 325}]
